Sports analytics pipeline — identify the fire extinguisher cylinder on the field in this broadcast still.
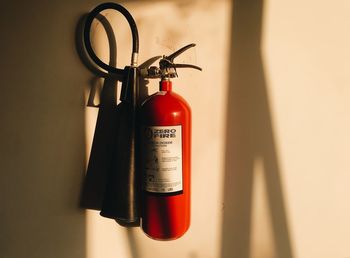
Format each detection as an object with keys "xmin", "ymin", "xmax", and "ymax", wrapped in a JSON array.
[
  {"xmin": 140, "ymin": 79, "xmax": 191, "ymax": 240},
  {"xmin": 139, "ymin": 44, "xmax": 201, "ymax": 240}
]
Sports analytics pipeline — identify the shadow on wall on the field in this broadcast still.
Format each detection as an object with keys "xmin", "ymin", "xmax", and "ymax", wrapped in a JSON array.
[
  {"xmin": 221, "ymin": 0, "xmax": 294, "ymax": 257},
  {"xmin": 0, "ymin": 2, "xmax": 87, "ymax": 258}
]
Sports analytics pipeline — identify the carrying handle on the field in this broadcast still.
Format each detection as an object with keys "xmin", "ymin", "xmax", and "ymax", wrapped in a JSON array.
[
  {"xmin": 141, "ymin": 43, "xmax": 202, "ymax": 79},
  {"xmin": 159, "ymin": 43, "xmax": 202, "ymax": 72},
  {"xmin": 165, "ymin": 43, "xmax": 196, "ymax": 63},
  {"xmin": 84, "ymin": 2, "xmax": 140, "ymax": 75}
]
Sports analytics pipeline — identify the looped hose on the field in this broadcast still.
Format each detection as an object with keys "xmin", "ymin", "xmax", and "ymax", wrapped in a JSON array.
[{"xmin": 84, "ymin": 2, "xmax": 140, "ymax": 74}]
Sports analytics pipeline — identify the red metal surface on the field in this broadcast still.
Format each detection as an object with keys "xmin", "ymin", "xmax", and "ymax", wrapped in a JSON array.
[{"xmin": 140, "ymin": 80, "xmax": 191, "ymax": 240}]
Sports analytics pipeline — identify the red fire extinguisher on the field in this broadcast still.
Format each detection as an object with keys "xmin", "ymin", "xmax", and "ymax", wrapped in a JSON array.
[
  {"xmin": 139, "ymin": 44, "xmax": 202, "ymax": 240},
  {"xmin": 80, "ymin": 2, "xmax": 202, "ymax": 240}
]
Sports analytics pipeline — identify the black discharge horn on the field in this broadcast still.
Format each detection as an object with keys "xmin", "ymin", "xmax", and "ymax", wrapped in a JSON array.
[{"xmin": 83, "ymin": 2, "xmax": 140, "ymax": 226}]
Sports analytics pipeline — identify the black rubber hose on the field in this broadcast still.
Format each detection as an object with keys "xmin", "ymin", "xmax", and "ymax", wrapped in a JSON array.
[{"xmin": 84, "ymin": 2, "xmax": 139, "ymax": 74}]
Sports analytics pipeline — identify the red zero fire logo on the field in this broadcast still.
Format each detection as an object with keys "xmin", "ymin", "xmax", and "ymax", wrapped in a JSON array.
[{"xmin": 144, "ymin": 127, "xmax": 177, "ymax": 139}]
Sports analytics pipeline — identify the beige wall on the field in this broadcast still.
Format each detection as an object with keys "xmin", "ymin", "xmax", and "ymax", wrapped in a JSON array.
[
  {"xmin": 263, "ymin": 1, "xmax": 350, "ymax": 257},
  {"xmin": 1, "ymin": 0, "xmax": 350, "ymax": 258},
  {"xmin": 0, "ymin": 1, "xmax": 89, "ymax": 258}
]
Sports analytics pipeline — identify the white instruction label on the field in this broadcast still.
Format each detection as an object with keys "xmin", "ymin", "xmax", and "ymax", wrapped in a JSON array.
[{"xmin": 142, "ymin": 125, "xmax": 183, "ymax": 194}]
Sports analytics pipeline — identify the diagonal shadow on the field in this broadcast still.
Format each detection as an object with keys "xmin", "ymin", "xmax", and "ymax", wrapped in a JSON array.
[{"xmin": 221, "ymin": 0, "xmax": 294, "ymax": 257}]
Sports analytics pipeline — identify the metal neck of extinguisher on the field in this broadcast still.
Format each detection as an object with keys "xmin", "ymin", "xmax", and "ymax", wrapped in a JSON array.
[{"xmin": 140, "ymin": 43, "xmax": 202, "ymax": 84}]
